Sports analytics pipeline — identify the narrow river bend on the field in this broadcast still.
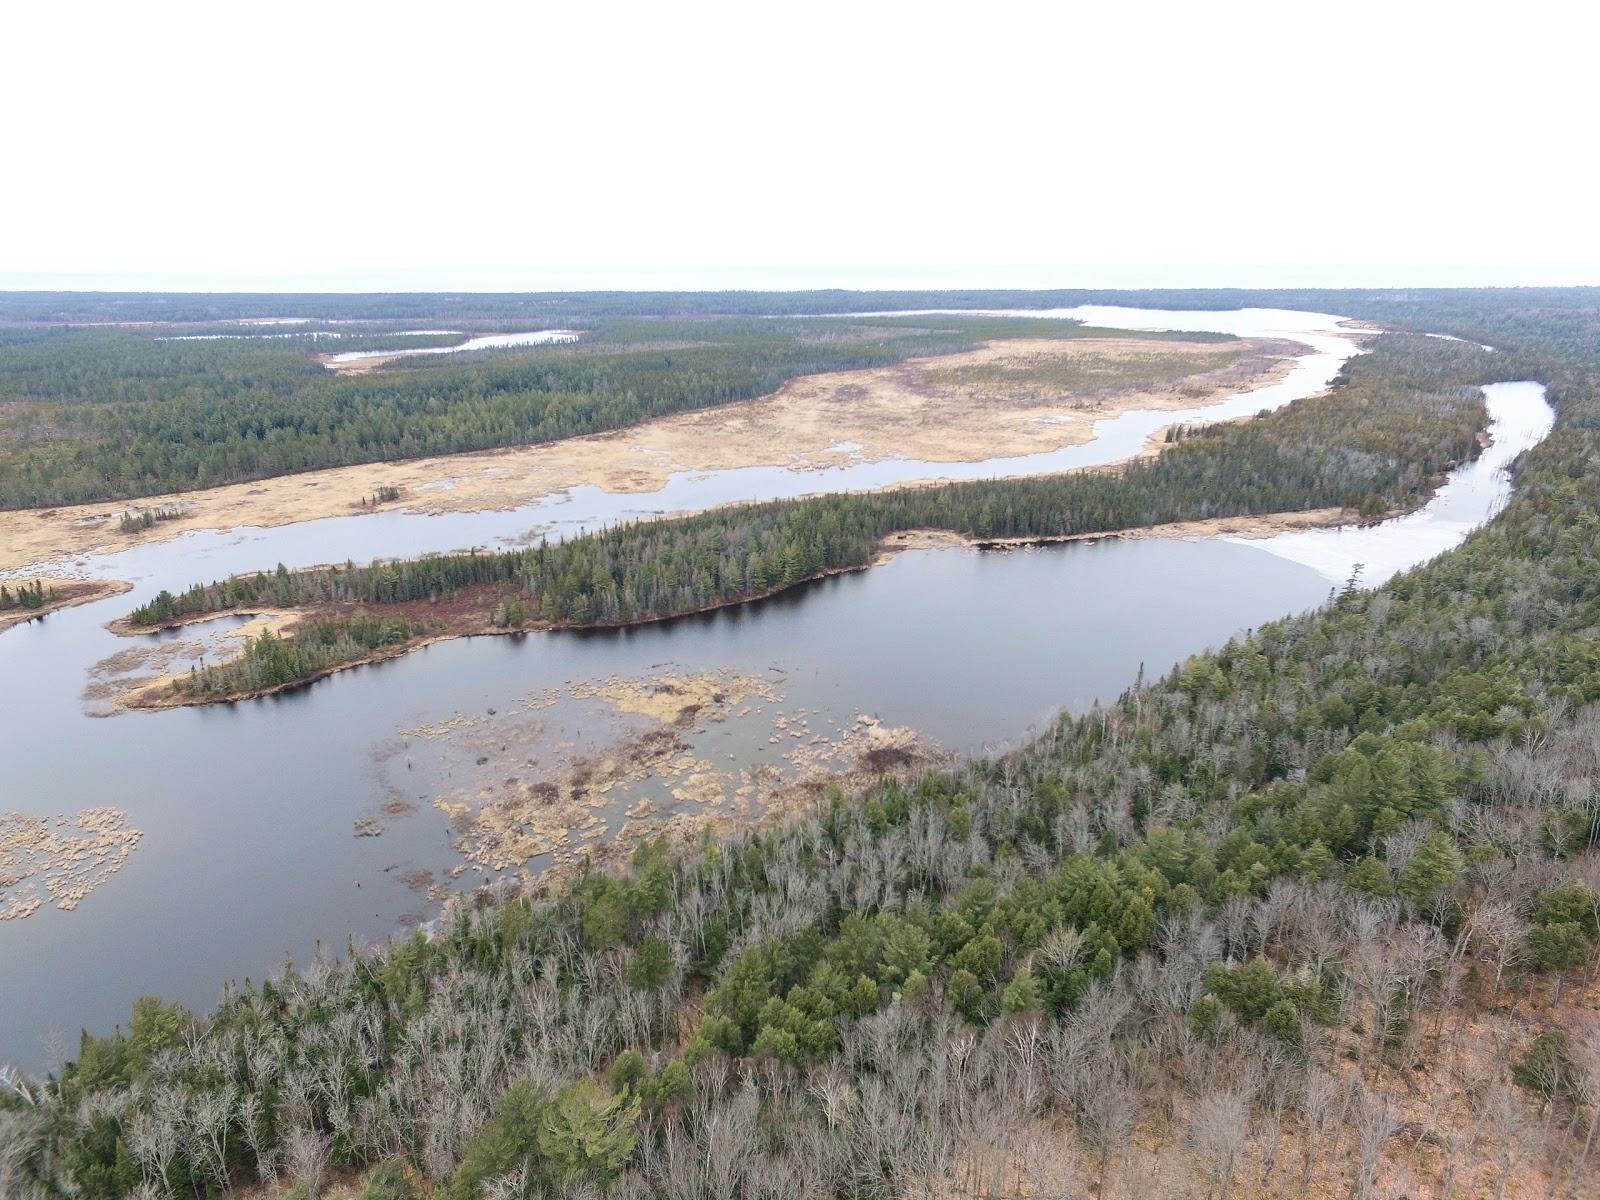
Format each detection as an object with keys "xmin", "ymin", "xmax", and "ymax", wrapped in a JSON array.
[{"xmin": 0, "ymin": 311, "xmax": 1551, "ymax": 1066}]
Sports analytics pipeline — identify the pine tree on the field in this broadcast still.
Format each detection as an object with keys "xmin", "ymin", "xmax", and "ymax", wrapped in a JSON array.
[
  {"xmin": 1398, "ymin": 831, "xmax": 1462, "ymax": 905},
  {"xmin": 1001, "ymin": 965, "xmax": 1042, "ymax": 1015},
  {"xmin": 1344, "ymin": 855, "xmax": 1394, "ymax": 897}
]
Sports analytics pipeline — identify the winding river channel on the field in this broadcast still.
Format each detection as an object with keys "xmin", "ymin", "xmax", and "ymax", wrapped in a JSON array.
[{"xmin": 0, "ymin": 309, "xmax": 1554, "ymax": 1065}]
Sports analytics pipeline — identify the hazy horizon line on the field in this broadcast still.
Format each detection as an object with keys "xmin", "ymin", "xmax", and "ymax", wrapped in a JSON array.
[
  {"xmin": 4, "ymin": 262, "xmax": 1600, "ymax": 296},
  {"xmin": 4, "ymin": 278, "xmax": 1600, "ymax": 297}
]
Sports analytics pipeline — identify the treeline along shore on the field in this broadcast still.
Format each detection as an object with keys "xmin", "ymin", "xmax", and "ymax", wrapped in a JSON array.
[
  {"xmin": 9, "ymin": 290, "xmax": 1600, "ymax": 1200},
  {"xmin": 119, "ymin": 333, "xmax": 1494, "ymax": 706},
  {"xmin": 0, "ymin": 577, "xmax": 132, "ymax": 635}
]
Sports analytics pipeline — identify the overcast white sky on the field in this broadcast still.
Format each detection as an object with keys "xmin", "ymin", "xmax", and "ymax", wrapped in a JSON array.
[{"xmin": 3, "ymin": 1, "xmax": 1596, "ymax": 292}]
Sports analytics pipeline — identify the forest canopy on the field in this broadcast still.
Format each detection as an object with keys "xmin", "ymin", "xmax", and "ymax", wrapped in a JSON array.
[
  {"xmin": 7, "ymin": 289, "xmax": 1600, "ymax": 1200},
  {"xmin": 127, "ymin": 333, "xmax": 1493, "ymax": 703},
  {"xmin": 0, "ymin": 314, "xmax": 1162, "ymax": 509}
]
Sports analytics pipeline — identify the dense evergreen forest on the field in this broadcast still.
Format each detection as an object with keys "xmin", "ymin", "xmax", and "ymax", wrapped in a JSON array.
[
  {"xmin": 0, "ymin": 315, "xmax": 1144, "ymax": 508},
  {"xmin": 6, "ymin": 292, "xmax": 1600, "ymax": 1200},
  {"xmin": 128, "ymin": 333, "xmax": 1492, "ymax": 702}
]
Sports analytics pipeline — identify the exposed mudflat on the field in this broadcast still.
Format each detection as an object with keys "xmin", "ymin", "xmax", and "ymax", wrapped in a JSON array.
[
  {"xmin": 86, "ymin": 609, "xmax": 301, "ymax": 714},
  {"xmin": 392, "ymin": 667, "xmax": 952, "ymax": 889},
  {"xmin": 0, "ymin": 336, "xmax": 1297, "ymax": 574},
  {"xmin": 878, "ymin": 508, "xmax": 1357, "ymax": 557}
]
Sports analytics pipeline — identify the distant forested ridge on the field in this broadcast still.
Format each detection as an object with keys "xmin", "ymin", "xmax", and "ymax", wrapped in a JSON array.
[
  {"xmin": 0, "ymin": 315, "xmax": 1137, "ymax": 509},
  {"xmin": 130, "ymin": 333, "xmax": 1491, "ymax": 701},
  {"xmin": 1, "ymin": 284, "xmax": 1596, "ymax": 325}
]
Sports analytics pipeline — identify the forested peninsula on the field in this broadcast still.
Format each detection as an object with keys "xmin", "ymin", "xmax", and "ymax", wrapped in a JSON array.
[
  {"xmin": 117, "ymin": 333, "xmax": 1491, "ymax": 707},
  {"xmin": 0, "ymin": 578, "xmax": 131, "ymax": 636}
]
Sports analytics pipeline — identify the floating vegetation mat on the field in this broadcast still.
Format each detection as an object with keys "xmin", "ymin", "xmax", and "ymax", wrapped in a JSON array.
[
  {"xmin": 385, "ymin": 666, "xmax": 951, "ymax": 892},
  {"xmin": 0, "ymin": 807, "xmax": 142, "ymax": 919}
]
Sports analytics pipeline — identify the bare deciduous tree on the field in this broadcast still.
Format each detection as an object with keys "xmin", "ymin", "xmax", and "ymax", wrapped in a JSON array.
[
  {"xmin": 1188, "ymin": 1089, "xmax": 1250, "ymax": 1200},
  {"xmin": 284, "ymin": 1124, "xmax": 331, "ymax": 1200}
]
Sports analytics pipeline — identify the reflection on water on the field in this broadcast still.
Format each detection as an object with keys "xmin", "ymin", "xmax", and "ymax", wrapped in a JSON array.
[
  {"xmin": 0, "ymin": 306, "xmax": 1551, "ymax": 1068},
  {"xmin": 12, "ymin": 311, "xmax": 1364, "ymax": 595},
  {"xmin": 0, "ymin": 536, "xmax": 1342, "ymax": 1064},
  {"xmin": 1239, "ymin": 382, "xmax": 1552, "ymax": 584}
]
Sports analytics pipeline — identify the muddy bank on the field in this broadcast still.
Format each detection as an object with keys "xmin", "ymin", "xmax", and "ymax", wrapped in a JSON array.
[
  {"xmin": 89, "ymin": 609, "xmax": 303, "ymax": 714},
  {"xmin": 0, "ymin": 336, "xmax": 1298, "ymax": 574},
  {"xmin": 103, "ymin": 604, "xmax": 299, "ymax": 638},
  {"xmin": 878, "ymin": 508, "xmax": 1361, "ymax": 555}
]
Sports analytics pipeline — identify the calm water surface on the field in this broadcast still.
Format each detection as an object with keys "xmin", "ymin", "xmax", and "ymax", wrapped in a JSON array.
[
  {"xmin": 0, "ymin": 310, "xmax": 1548, "ymax": 1066},
  {"xmin": 13, "ymin": 308, "xmax": 1364, "ymax": 585}
]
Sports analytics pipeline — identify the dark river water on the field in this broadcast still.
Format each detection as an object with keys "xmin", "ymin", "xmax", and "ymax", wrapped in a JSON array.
[
  {"xmin": 0, "ymin": 306, "xmax": 1552, "ymax": 1068},
  {"xmin": 1, "ymin": 538, "xmax": 1334, "ymax": 1062}
]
